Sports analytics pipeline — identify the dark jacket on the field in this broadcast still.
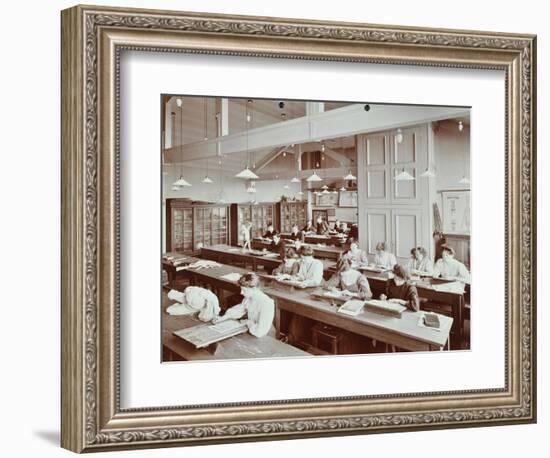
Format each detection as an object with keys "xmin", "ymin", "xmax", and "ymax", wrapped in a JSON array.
[
  {"xmin": 316, "ymin": 221, "xmax": 330, "ymax": 235},
  {"xmin": 263, "ymin": 229, "xmax": 278, "ymax": 239},
  {"xmin": 385, "ymin": 280, "xmax": 420, "ymax": 312}
]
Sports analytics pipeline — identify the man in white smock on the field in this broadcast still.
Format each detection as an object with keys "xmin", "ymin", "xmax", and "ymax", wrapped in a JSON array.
[{"xmin": 213, "ymin": 273, "xmax": 275, "ymax": 337}]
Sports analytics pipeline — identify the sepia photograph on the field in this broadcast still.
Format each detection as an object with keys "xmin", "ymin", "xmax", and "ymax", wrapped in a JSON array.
[{"xmin": 161, "ymin": 95, "xmax": 471, "ymax": 361}]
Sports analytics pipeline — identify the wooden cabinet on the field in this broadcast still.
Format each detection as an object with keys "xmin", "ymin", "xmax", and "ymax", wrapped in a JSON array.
[
  {"xmin": 230, "ymin": 203, "xmax": 275, "ymax": 246},
  {"xmin": 276, "ymin": 201, "xmax": 308, "ymax": 233},
  {"xmin": 166, "ymin": 199, "xmax": 228, "ymax": 254}
]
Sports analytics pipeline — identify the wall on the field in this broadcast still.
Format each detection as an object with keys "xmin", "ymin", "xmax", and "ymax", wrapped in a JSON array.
[
  {"xmin": 433, "ymin": 122, "xmax": 471, "ymax": 234},
  {"xmin": 0, "ymin": 1, "xmax": 546, "ymax": 458},
  {"xmin": 434, "ymin": 121, "xmax": 471, "ymax": 193}
]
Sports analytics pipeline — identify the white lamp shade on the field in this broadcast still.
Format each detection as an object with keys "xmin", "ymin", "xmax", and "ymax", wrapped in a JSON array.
[
  {"xmin": 298, "ymin": 191, "xmax": 304, "ymax": 195},
  {"xmin": 340, "ymin": 186, "xmax": 346, "ymax": 191},
  {"xmin": 202, "ymin": 175, "xmax": 213, "ymax": 183},
  {"xmin": 235, "ymin": 167, "xmax": 259, "ymax": 179},
  {"xmin": 321, "ymin": 189, "xmax": 330, "ymax": 194},
  {"xmin": 343, "ymin": 171, "xmax": 357, "ymax": 180},
  {"xmin": 394, "ymin": 169, "xmax": 415, "ymax": 181},
  {"xmin": 321, "ymin": 184, "xmax": 329, "ymax": 190},
  {"xmin": 458, "ymin": 176, "xmax": 471, "ymax": 184},
  {"xmin": 174, "ymin": 176, "xmax": 192, "ymax": 187},
  {"xmin": 306, "ymin": 171, "xmax": 323, "ymax": 182},
  {"xmin": 290, "ymin": 177, "xmax": 301, "ymax": 183}
]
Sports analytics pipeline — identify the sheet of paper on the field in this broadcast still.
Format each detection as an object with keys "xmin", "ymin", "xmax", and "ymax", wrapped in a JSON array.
[
  {"xmin": 209, "ymin": 320, "xmax": 245, "ymax": 334},
  {"xmin": 220, "ymin": 273, "xmax": 243, "ymax": 282},
  {"xmin": 431, "ymin": 281, "xmax": 465, "ymax": 293}
]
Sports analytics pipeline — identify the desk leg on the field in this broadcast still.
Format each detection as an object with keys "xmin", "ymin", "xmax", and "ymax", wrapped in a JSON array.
[{"xmin": 275, "ymin": 302, "xmax": 281, "ymax": 339}]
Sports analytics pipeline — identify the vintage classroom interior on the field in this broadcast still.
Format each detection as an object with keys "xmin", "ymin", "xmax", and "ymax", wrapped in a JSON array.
[{"xmin": 161, "ymin": 96, "xmax": 471, "ymax": 361}]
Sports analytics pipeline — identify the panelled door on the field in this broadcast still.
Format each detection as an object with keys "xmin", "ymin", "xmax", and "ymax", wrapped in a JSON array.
[{"xmin": 358, "ymin": 125, "xmax": 431, "ymax": 262}]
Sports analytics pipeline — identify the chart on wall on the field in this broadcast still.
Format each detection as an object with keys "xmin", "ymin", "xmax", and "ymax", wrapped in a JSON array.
[{"xmin": 441, "ymin": 190, "xmax": 470, "ymax": 234}]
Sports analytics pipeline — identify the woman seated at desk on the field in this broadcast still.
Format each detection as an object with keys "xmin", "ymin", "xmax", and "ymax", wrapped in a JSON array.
[
  {"xmin": 343, "ymin": 240, "xmax": 368, "ymax": 266},
  {"xmin": 315, "ymin": 216, "xmax": 330, "ymax": 236},
  {"xmin": 380, "ymin": 264, "xmax": 420, "ymax": 312},
  {"xmin": 302, "ymin": 219, "xmax": 316, "ymax": 235},
  {"xmin": 432, "ymin": 244, "xmax": 471, "ymax": 283},
  {"xmin": 324, "ymin": 257, "xmax": 373, "ymax": 299},
  {"xmin": 374, "ymin": 241, "xmax": 397, "ymax": 269},
  {"xmin": 406, "ymin": 246, "xmax": 434, "ymax": 275},
  {"xmin": 213, "ymin": 273, "xmax": 275, "ymax": 338},
  {"xmin": 263, "ymin": 222, "xmax": 278, "ymax": 240},
  {"xmin": 269, "ymin": 233, "xmax": 284, "ymax": 253},
  {"xmin": 273, "ymin": 247, "xmax": 300, "ymax": 276},
  {"xmin": 288, "ymin": 224, "xmax": 303, "ymax": 241},
  {"xmin": 291, "ymin": 245, "xmax": 324, "ymax": 287}
]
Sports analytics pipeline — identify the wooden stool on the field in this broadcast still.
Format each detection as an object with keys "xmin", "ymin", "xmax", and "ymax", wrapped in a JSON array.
[{"xmin": 310, "ymin": 323, "xmax": 343, "ymax": 355}]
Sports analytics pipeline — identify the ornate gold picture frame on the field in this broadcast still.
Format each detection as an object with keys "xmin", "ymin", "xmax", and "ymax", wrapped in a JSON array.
[{"xmin": 61, "ymin": 4, "xmax": 536, "ymax": 453}]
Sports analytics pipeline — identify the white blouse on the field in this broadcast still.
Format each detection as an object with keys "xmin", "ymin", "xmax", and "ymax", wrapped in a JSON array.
[
  {"xmin": 433, "ymin": 258, "xmax": 471, "ymax": 283},
  {"xmin": 223, "ymin": 289, "xmax": 275, "ymax": 337},
  {"xmin": 406, "ymin": 256, "xmax": 434, "ymax": 275},
  {"xmin": 295, "ymin": 257, "xmax": 324, "ymax": 286},
  {"xmin": 374, "ymin": 251, "xmax": 397, "ymax": 269}
]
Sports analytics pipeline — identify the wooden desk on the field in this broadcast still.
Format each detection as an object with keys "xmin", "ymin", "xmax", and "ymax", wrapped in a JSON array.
[
  {"xmin": 264, "ymin": 285, "xmax": 453, "ymax": 352},
  {"xmin": 176, "ymin": 264, "xmax": 453, "ymax": 353},
  {"xmin": 200, "ymin": 244, "xmax": 336, "ymax": 276},
  {"xmin": 349, "ymin": 267, "xmax": 465, "ymax": 348},
  {"xmin": 251, "ymin": 238, "xmax": 344, "ymax": 260},
  {"xmin": 280, "ymin": 233, "xmax": 347, "ymax": 247},
  {"xmin": 162, "ymin": 294, "xmax": 308, "ymax": 361}
]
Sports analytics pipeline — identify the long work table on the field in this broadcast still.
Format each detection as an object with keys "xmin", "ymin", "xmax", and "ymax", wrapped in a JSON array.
[
  {"xmin": 280, "ymin": 233, "xmax": 348, "ymax": 247},
  {"xmin": 162, "ymin": 293, "xmax": 309, "ymax": 361},
  {"xmin": 251, "ymin": 238, "xmax": 345, "ymax": 260},
  {"xmin": 162, "ymin": 259, "xmax": 453, "ymax": 353},
  {"xmin": 200, "ymin": 244, "xmax": 336, "ymax": 275}
]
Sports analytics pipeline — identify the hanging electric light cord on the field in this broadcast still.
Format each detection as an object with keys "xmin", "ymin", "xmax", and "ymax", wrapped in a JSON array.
[
  {"xmin": 236, "ymin": 99, "xmax": 259, "ymax": 179},
  {"xmin": 173, "ymin": 97, "xmax": 191, "ymax": 187}
]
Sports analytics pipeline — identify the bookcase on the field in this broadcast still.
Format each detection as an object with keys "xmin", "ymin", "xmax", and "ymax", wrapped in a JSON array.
[
  {"xmin": 276, "ymin": 201, "xmax": 308, "ymax": 233},
  {"xmin": 166, "ymin": 199, "xmax": 229, "ymax": 254},
  {"xmin": 230, "ymin": 203, "xmax": 275, "ymax": 246}
]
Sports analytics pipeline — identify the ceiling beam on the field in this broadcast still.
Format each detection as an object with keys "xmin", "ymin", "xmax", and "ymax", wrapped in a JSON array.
[
  {"xmin": 254, "ymin": 146, "xmax": 289, "ymax": 172},
  {"xmin": 322, "ymin": 147, "xmax": 352, "ymax": 166},
  {"xmin": 163, "ymin": 104, "xmax": 470, "ymax": 164}
]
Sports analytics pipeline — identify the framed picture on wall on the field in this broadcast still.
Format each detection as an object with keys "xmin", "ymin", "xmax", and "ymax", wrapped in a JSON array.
[
  {"xmin": 441, "ymin": 190, "xmax": 471, "ymax": 234},
  {"xmin": 61, "ymin": 4, "xmax": 536, "ymax": 453}
]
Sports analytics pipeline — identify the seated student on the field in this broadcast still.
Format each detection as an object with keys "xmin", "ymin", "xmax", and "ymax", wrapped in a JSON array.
[
  {"xmin": 343, "ymin": 240, "xmax": 369, "ymax": 266},
  {"xmin": 340, "ymin": 222, "xmax": 349, "ymax": 234},
  {"xmin": 213, "ymin": 273, "xmax": 275, "ymax": 337},
  {"xmin": 166, "ymin": 286, "xmax": 220, "ymax": 321},
  {"xmin": 315, "ymin": 215, "xmax": 330, "ymax": 235},
  {"xmin": 273, "ymin": 247, "xmax": 300, "ymax": 276},
  {"xmin": 333, "ymin": 220, "xmax": 343, "ymax": 233},
  {"xmin": 432, "ymin": 244, "xmax": 471, "ymax": 283},
  {"xmin": 380, "ymin": 264, "xmax": 420, "ymax": 312},
  {"xmin": 288, "ymin": 223, "xmax": 303, "ymax": 241},
  {"xmin": 292, "ymin": 245, "xmax": 324, "ymax": 286},
  {"xmin": 324, "ymin": 257, "xmax": 373, "ymax": 299},
  {"xmin": 302, "ymin": 219, "xmax": 316, "ymax": 235},
  {"xmin": 374, "ymin": 241, "xmax": 397, "ymax": 269},
  {"xmin": 263, "ymin": 222, "xmax": 278, "ymax": 240},
  {"xmin": 406, "ymin": 246, "xmax": 434, "ymax": 275},
  {"xmin": 268, "ymin": 233, "xmax": 284, "ymax": 253}
]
